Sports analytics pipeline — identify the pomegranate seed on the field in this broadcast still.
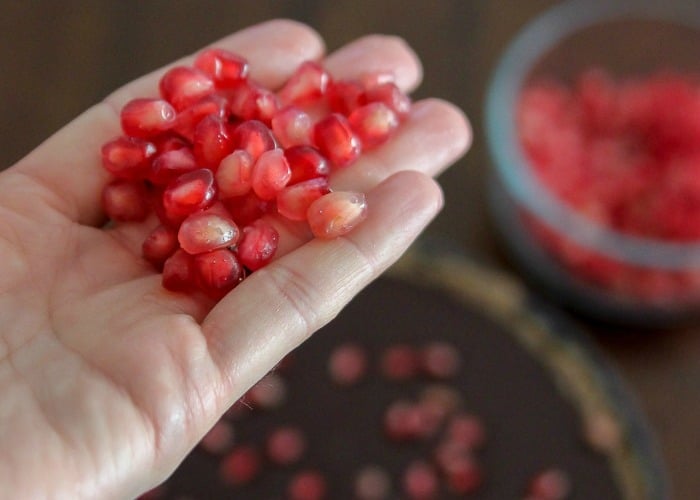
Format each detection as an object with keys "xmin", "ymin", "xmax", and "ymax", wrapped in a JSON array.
[
  {"xmin": 288, "ymin": 470, "xmax": 327, "ymax": 500},
  {"xmin": 232, "ymin": 120, "xmax": 277, "ymax": 161},
  {"xmin": 284, "ymin": 145, "xmax": 330, "ymax": 184},
  {"xmin": 149, "ymin": 147, "xmax": 198, "ymax": 185},
  {"xmin": 162, "ymin": 249, "xmax": 195, "ymax": 292},
  {"xmin": 178, "ymin": 212, "xmax": 240, "ymax": 255},
  {"xmin": 271, "ymin": 106, "xmax": 313, "ymax": 148},
  {"xmin": 278, "ymin": 61, "xmax": 330, "ymax": 106},
  {"xmin": 102, "ymin": 180, "xmax": 150, "ymax": 222},
  {"xmin": 360, "ymin": 71, "xmax": 396, "ymax": 89},
  {"xmin": 527, "ymin": 468, "xmax": 571, "ymax": 500},
  {"xmin": 328, "ymin": 343, "xmax": 368, "ymax": 387},
  {"xmin": 383, "ymin": 400, "xmax": 431, "ymax": 442},
  {"xmin": 446, "ymin": 413, "xmax": 486, "ymax": 450},
  {"xmin": 193, "ymin": 248, "xmax": 244, "ymax": 297},
  {"xmin": 364, "ymin": 82, "xmax": 411, "ymax": 119},
  {"xmin": 402, "ymin": 460, "xmax": 439, "ymax": 500},
  {"xmin": 227, "ymin": 79, "xmax": 279, "ymax": 122},
  {"xmin": 266, "ymin": 426, "xmax": 306, "ymax": 466},
  {"xmin": 313, "ymin": 113, "xmax": 361, "ymax": 167},
  {"xmin": 251, "ymin": 149, "xmax": 291, "ymax": 200},
  {"xmin": 199, "ymin": 420, "xmax": 235, "ymax": 455},
  {"xmin": 247, "ymin": 372, "xmax": 286, "ymax": 410},
  {"xmin": 237, "ymin": 219, "xmax": 279, "ymax": 271},
  {"xmin": 349, "ymin": 102, "xmax": 399, "ymax": 149},
  {"xmin": 421, "ymin": 342, "xmax": 461, "ymax": 379},
  {"xmin": 222, "ymin": 192, "xmax": 271, "ymax": 226},
  {"xmin": 219, "ymin": 445, "xmax": 261, "ymax": 486},
  {"xmin": 194, "ymin": 48, "xmax": 249, "ymax": 87},
  {"xmin": 101, "ymin": 136, "xmax": 156, "ymax": 180},
  {"xmin": 153, "ymin": 135, "xmax": 189, "ymax": 153},
  {"xmin": 354, "ymin": 465, "xmax": 392, "ymax": 500},
  {"xmin": 173, "ymin": 93, "xmax": 229, "ymax": 141},
  {"xmin": 162, "ymin": 168, "xmax": 217, "ymax": 222},
  {"xmin": 433, "ymin": 441, "xmax": 470, "ymax": 471},
  {"xmin": 120, "ymin": 98, "xmax": 176, "ymax": 138},
  {"xmin": 142, "ymin": 225, "xmax": 178, "ymax": 268},
  {"xmin": 443, "ymin": 455, "xmax": 484, "ymax": 495},
  {"xmin": 380, "ymin": 344, "xmax": 420, "ymax": 381},
  {"xmin": 216, "ymin": 150, "xmax": 254, "ymax": 198},
  {"xmin": 419, "ymin": 385, "xmax": 462, "ymax": 420},
  {"xmin": 159, "ymin": 66, "xmax": 215, "ymax": 111},
  {"xmin": 307, "ymin": 191, "xmax": 367, "ymax": 239},
  {"xmin": 277, "ymin": 177, "xmax": 330, "ymax": 221},
  {"xmin": 327, "ymin": 79, "xmax": 366, "ymax": 115},
  {"xmin": 192, "ymin": 115, "xmax": 235, "ymax": 168}
]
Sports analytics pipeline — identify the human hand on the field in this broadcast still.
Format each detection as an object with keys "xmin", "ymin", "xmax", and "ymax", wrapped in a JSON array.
[{"xmin": 0, "ymin": 19, "xmax": 470, "ymax": 499}]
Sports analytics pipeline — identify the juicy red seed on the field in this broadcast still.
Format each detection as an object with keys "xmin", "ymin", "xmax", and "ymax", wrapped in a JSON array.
[
  {"xmin": 288, "ymin": 470, "xmax": 327, "ymax": 500},
  {"xmin": 173, "ymin": 93, "xmax": 229, "ymax": 141},
  {"xmin": 192, "ymin": 115, "xmax": 235, "ymax": 168},
  {"xmin": 313, "ymin": 113, "xmax": 362, "ymax": 167},
  {"xmin": 402, "ymin": 461, "xmax": 439, "ymax": 500},
  {"xmin": 227, "ymin": 80, "xmax": 279, "ymax": 122},
  {"xmin": 194, "ymin": 48, "xmax": 249, "ymax": 87},
  {"xmin": 354, "ymin": 465, "xmax": 392, "ymax": 500},
  {"xmin": 446, "ymin": 413, "xmax": 486, "ymax": 450},
  {"xmin": 383, "ymin": 401, "xmax": 431, "ymax": 442},
  {"xmin": 277, "ymin": 177, "xmax": 330, "ymax": 221},
  {"xmin": 193, "ymin": 248, "xmax": 244, "ymax": 298},
  {"xmin": 349, "ymin": 102, "xmax": 399, "ymax": 149},
  {"xmin": 102, "ymin": 180, "xmax": 150, "ymax": 222},
  {"xmin": 223, "ymin": 192, "xmax": 271, "ymax": 226},
  {"xmin": 162, "ymin": 249, "xmax": 195, "ymax": 292},
  {"xmin": 443, "ymin": 456, "xmax": 483, "ymax": 494},
  {"xmin": 101, "ymin": 136, "xmax": 156, "ymax": 180},
  {"xmin": 232, "ymin": 120, "xmax": 277, "ymax": 161},
  {"xmin": 162, "ymin": 168, "xmax": 217, "ymax": 222},
  {"xmin": 120, "ymin": 98, "xmax": 176, "ymax": 138},
  {"xmin": 237, "ymin": 219, "xmax": 279, "ymax": 271},
  {"xmin": 266, "ymin": 426, "xmax": 306, "ymax": 466},
  {"xmin": 327, "ymin": 79, "xmax": 367, "ymax": 115},
  {"xmin": 271, "ymin": 106, "xmax": 313, "ymax": 148},
  {"xmin": 364, "ymin": 82, "xmax": 411, "ymax": 119},
  {"xmin": 159, "ymin": 66, "xmax": 215, "ymax": 111},
  {"xmin": 421, "ymin": 342, "xmax": 461, "ymax": 379},
  {"xmin": 307, "ymin": 191, "xmax": 367, "ymax": 239},
  {"xmin": 251, "ymin": 148, "xmax": 292, "ymax": 200},
  {"xmin": 328, "ymin": 343, "xmax": 368, "ymax": 387},
  {"xmin": 380, "ymin": 344, "xmax": 420, "ymax": 381},
  {"xmin": 149, "ymin": 148, "xmax": 198, "ymax": 185},
  {"xmin": 199, "ymin": 420, "xmax": 235, "ymax": 455},
  {"xmin": 247, "ymin": 373, "xmax": 286, "ymax": 409},
  {"xmin": 420, "ymin": 385, "xmax": 463, "ymax": 422},
  {"xmin": 219, "ymin": 445, "xmax": 261, "ymax": 486},
  {"xmin": 216, "ymin": 150, "xmax": 254, "ymax": 198},
  {"xmin": 528, "ymin": 468, "xmax": 571, "ymax": 500},
  {"xmin": 154, "ymin": 135, "xmax": 189, "ymax": 153},
  {"xmin": 178, "ymin": 212, "xmax": 240, "ymax": 255},
  {"xmin": 433, "ymin": 441, "xmax": 470, "ymax": 471},
  {"xmin": 142, "ymin": 225, "xmax": 179, "ymax": 268},
  {"xmin": 284, "ymin": 145, "xmax": 330, "ymax": 184},
  {"xmin": 278, "ymin": 61, "xmax": 330, "ymax": 106}
]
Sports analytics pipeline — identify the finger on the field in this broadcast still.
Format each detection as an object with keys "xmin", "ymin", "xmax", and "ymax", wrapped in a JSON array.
[
  {"xmin": 202, "ymin": 170, "xmax": 443, "ymax": 397},
  {"xmin": 11, "ymin": 19, "xmax": 325, "ymax": 226}
]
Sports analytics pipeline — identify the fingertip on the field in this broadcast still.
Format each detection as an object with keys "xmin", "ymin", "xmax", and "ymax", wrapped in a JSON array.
[{"xmin": 412, "ymin": 98, "xmax": 473, "ymax": 163}]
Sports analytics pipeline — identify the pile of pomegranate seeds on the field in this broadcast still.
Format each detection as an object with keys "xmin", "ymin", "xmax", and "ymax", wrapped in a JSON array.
[
  {"xmin": 517, "ymin": 69, "xmax": 700, "ymax": 301},
  {"xmin": 101, "ymin": 48, "xmax": 411, "ymax": 298}
]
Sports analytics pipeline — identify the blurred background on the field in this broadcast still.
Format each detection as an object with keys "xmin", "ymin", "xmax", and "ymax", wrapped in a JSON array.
[{"xmin": 0, "ymin": 1, "xmax": 697, "ymax": 497}]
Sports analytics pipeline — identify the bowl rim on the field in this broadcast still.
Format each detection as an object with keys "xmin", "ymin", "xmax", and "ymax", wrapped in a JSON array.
[{"xmin": 485, "ymin": 0, "xmax": 700, "ymax": 270}]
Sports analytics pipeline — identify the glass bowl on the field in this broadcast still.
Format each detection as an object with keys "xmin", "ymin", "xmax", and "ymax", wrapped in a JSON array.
[{"xmin": 485, "ymin": 0, "xmax": 700, "ymax": 326}]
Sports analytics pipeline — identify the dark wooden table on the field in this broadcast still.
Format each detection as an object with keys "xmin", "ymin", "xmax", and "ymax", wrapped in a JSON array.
[{"xmin": 1, "ymin": 2, "xmax": 696, "ymax": 498}]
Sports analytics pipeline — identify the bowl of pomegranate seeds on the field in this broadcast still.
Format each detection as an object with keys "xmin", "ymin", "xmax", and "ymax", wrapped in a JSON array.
[{"xmin": 485, "ymin": 0, "xmax": 700, "ymax": 325}]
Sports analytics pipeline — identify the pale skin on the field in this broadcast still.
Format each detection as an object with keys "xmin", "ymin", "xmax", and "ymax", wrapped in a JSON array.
[{"xmin": 0, "ymin": 20, "xmax": 471, "ymax": 499}]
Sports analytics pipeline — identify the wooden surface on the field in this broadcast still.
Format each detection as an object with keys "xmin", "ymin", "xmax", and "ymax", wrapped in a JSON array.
[{"xmin": 1, "ymin": 1, "xmax": 696, "ymax": 498}]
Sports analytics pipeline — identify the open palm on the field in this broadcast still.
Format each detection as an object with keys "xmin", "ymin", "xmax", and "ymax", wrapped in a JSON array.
[{"xmin": 0, "ymin": 20, "xmax": 470, "ymax": 499}]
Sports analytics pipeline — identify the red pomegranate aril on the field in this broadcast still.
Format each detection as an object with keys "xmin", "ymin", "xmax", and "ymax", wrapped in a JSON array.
[
  {"xmin": 200, "ymin": 420, "xmax": 235, "ymax": 455},
  {"xmin": 247, "ymin": 372, "xmax": 287, "ymax": 410},
  {"xmin": 223, "ymin": 192, "xmax": 271, "ymax": 226},
  {"xmin": 364, "ymin": 82, "xmax": 411, "ymax": 119},
  {"xmin": 216, "ymin": 150, "xmax": 254, "ymax": 198},
  {"xmin": 142, "ymin": 225, "xmax": 179, "ymax": 268},
  {"xmin": 219, "ymin": 445, "xmax": 261, "ymax": 486},
  {"xmin": 271, "ymin": 106, "xmax": 313, "ymax": 148},
  {"xmin": 278, "ymin": 61, "xmax": 330, "ymax": 106},
  {"xmin": 228, "ymin": 79, "xmax": 279, "ymax": 122},
  {"xmin": 149, "ymin": 147, "xmax": 198, "ymax": 185},
  {"xmin": 421, "ymin": 342, "xmax": 461, "ymax": 379},
  {"xmin": 285, "ymin": 145, "xmax": 330, "ymax": 184},
  {"xmin": 349, "ymin": 102, "xmax": 399, "ymax": 149},
  {"xmin": 381, "ymin": 344, "xmax": 420, "ymax": 381},
  {"xmin": 354, "ymin": 465, "xmax": 392, "ymax": 500},
  {"xmin": 162, "ymin": 168, "xmax": 217, "ymax": 222},
  {"xmin": 251, "ymin": 148, "xmax": 292, "ymax": 200},
  {"xmin": 159, "ymin": 66, "xmax": 215, "ymax": 111},
  {"xmin": 443, "ymin": 455, "xmax": 484, "ymax": 495},
  {"xmin": 194, "ymin": 48, "xmax": 249, "ymax": 87},
  {"xmin": 232, "ymin": 119, "xmax": 277, "ymax": 161},
  {"xmin": 266, "ymin": 426, "xmax": 306, "ymax": 466},
  {"xmin": 313, "ymin": 113, "xmax": 362, "ymax": 167},
  {"xmin": 120, "ymin": 98, "xmax": 176, "ymax": 138},
  {"xmin": 402, "ymin": 460, "xmax": 439, "ymax": 500},
  {"xmin": 192, "ymin": 115, "xmax": 235, "ymax": 168},
  {"xmin": 307, "ymin": 191, "xmax": 367, "ymax": 239},
  {"xmin": 328, "ymin": 343, "xmax": 368, "ymax": 387},
  {"xmin": 288, "ymin": 470, "xmax": 327, "ymax": 500},
  {"xmin": 328, "ymin": 79, "xmax": 367, "ymax": 115},
  {"xmin": 178, "ymin": 212, "xmax": 240, "ymax": 255},
  {"xmin": 101, "ymin": 136, "xmax": 156, "ymax": 180},
  {"xmin": 193, "ymin": 248, "xmax": 244, "ymax": 297},
  {"xmin": 277, "ymin": 177, "xmax": 330, "ymax": 221},
  {"xmin": 384, "ymin": 401, "xmax": 427, "ymax": 442},
  {"xmin": 527, "ymin": 468, "xmax": 571, "ymax": 500},
  {"xmin": 237, "ymin": 219, "xmax": 279, "ymax": 271},
  {"xmin": 446, "ymin": 413, "xmax": 486, "ymax": 451},
  {"xmin": 162, "ymin": 249, "xmax": 195, "ymax": 292},
  {"xmin": 102, "ymin": 180, "xmax": 150, "ymax": 222},
  {"xmin": 154, "ymin": 135, "xmax": 189, "ymax": 153},
  {"xmin": 173, "ymin": 93, "xmax": 229, "ymax": 141}
]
